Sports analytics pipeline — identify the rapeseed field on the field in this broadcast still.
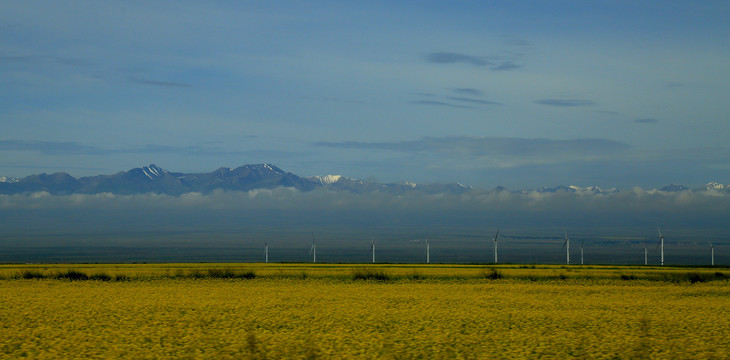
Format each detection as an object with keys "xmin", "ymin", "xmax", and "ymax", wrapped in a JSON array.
[{"xmin": 1, "ymin": 264, "xmax": 728, "ymax": 359}]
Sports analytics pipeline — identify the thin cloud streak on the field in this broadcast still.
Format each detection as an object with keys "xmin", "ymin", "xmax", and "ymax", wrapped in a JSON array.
[
  {"xmin": 424, "ymin": 52, "xmax": 489, "ymax": 66},
  {"xmin": 453, "ymin": 88, "xmax": 483, "ymax": 96},
  {"xmin": 0, "ymin": 140, "xmax": 267, "ymax": 157},
  {"xmin": 317, "ymin": 136, "xmax": 628, "ymax": 156},
  {"xmin": 411, "ymin": 100, "xmax": 473, "ymax": 109},
  {"xmin": 535, "ymin": 99, "xmax": 596, "ymax": 107},
  {"xmin": 491, "ymin": 61, "xmax": 521, "ymax": 71},
  {"xmin": 446, "ymin": 97, "xmax": 502, "ymax": 105},
  {"xmin": 129, "ymin": 77, "xmax": 193, "ymax": 88}
]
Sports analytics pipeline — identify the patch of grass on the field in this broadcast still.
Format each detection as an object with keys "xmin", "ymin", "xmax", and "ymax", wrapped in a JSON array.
[
  {"xmin": 686, "ymin": 272, "xmax": 708, "ymax": 284},
  {"xmin": 20, "ymin": 270, "xmax": 46, "ymax": 279},
  {"xmin": 89, "ymin": 273, "xmax": 112, "ymax": 281},
  {"xmin": 620, "ymin": 274, "xmax": 637, "ymax": 281},
  {"xmin": 405, "ymin": 271, "xmax": 425, "ymax": 280},
  {"xmin": 55, "ymin": 270, "xmax": 89, "ymax": 281},
  {"xmin": 187, "ymin": 269, "xmax": 206, "ymax": 279},
  {"xmin": 171, "ymin": 268, "xmax": 257, "ymax": 279},
  {"xmin": 659, "ymin": 271, "xmax": 727, "ymax": 283},
  {"xmin": 206, "ymin": 268, "xmax": 239, "ymax": 279},
  {"xmin": 352, "ymin": 268, "xmax": 390, "ymax": 281},
  {"xmin": 114, "ymin": 274, "xmax": 131, "ymax": 282},
  {"xmin": 239, "ymin": 271, "xmax": 257, "ymax": 279},
  {"xmin": 482, "ymin": 268, "xmax": 504, "ymax": 280}
]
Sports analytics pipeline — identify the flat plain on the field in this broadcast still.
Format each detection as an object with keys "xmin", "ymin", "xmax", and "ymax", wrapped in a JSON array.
[{"xmin": 1, "ymin": 264, "xmax": 729, "ymax": 359}]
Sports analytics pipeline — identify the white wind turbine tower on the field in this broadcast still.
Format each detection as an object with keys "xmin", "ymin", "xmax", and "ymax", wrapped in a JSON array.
[
  {"xmin": 492, "ymin": 229, "xmax": 501, "ymax": 263},
  {"xmin": 709, "ymin": 241, "xmax": 715, "ymax": 266},
  {"xmin": 309, "ymin": 234, "xmax": 317, "ymax": 263},
  {"xmin": 370, "ymin": 234, "xmax": 375, "ymax": 264},
  {"xmin": 657, "ymin": 226, "xmax": 664, "ymax": 266},
  {"xmin": 562, "ymin": 230, "xmax": 570, "ymax": 265},
  {"xmin": 642, "ymin": 237, "xmax": 648, "ymax": 266},
  {"xmin": 265, "ymin": 242, "xmax": 269, "ymax": 263},
  {"xmin": 426, "ymin": 240, "xmax": 430, "ymax": 264},
  {"xmin": 580, "ymin": 238, "xmax": 585, "ymax": 265}
]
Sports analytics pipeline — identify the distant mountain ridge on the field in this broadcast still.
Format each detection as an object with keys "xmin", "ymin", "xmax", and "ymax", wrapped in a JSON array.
[
  {"xmin": 0, "ymin": 163, "xmax": 727, "ymax": 195},
  {"xmin": 0, "ymin": 164, "xmax": 469, "ymax": 195}
]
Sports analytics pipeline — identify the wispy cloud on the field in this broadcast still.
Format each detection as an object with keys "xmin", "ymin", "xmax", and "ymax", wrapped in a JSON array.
[
  {"xmin": 491, "ymin": 61, "xmax": 521, "ymax": 71},
  {"xmin": 453, "ymin": 88, "xmax": 482, "ymax": 96},
  {"xmin": 535, "ymin": 99, "xmax": 596, "ymax": 107},
  {"xmin": 0, "ymin": 54, "xmax": 91, "ymax": 67},
  {"xmin": 317, "ymin": 136, "xmax": 628, "ymax": 159},
  {"xmin": 424, "ymin": 52, "xmax": 489, "ymax": 66},
  {"xmin": 129, "ymin": 77, "xmax": 193, "ymax": 88},
  {"xmin": 0, "ymin": 140, "xmax": 242, "ymax": 157},
  {"xmin": 446, "ymin": 97, "xmax": 502, "ymax": 106},
  {"xmin": 424, "ymin": 50, "xmax": 523, "ymax": 71},
  {"xmin": 411, "ymin": 100, "xmax": 473, "ymax": 109},
  {"xmin": 0, "ymin": 140, "xmax": 98, "ymax": 155},
  {"xmin": 635, "ymin": 118, "xmax": 659, "ymax": 124},
  {"xmin": 0, "ymin": 55, "xmax": 35, "ymax": 64}
]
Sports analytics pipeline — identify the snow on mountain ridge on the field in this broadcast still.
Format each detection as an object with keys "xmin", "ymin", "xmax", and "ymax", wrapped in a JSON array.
[
  {"xmin": 311, "ymin": 175, "xmax": 343, "ymax": 185},
  {"xmin": 139, "ymin": 164, "xmax": 167, "ymax": 179},
  {"xmin": 705, "ymin": 182, "xmax": 726, "ymax": 191}
]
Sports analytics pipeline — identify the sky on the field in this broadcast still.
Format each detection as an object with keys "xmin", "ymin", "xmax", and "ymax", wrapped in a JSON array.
[{"xmin": 2, "ymin": 1, "xmax": 729, "ymax": 189}]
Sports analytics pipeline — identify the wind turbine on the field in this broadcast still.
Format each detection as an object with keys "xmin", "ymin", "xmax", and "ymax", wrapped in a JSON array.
[
  {"xmin": 580, "ymin": 238, "xmax": 585, "ymax": 265},
  {"xmin": 309, "ymin": 234, "xmax": 317, "ymax": 263},
  {"xmin": 562, "ymin": 230, "xmax": 570, "ymax": 265},
  {"xmin": 657, "ymin": 226, "xmax": 664, "ymax": 266},
  {"xmin": 642, "ymin": 237, "xmax": 648, "ymax": 266},
  {"xmin": 370, "ymin": 233, "xmax": 375, "ymax": 264},
  {"xmin": 492, "ymin": 229, "xmax": 500, "ymax": 263},
  {"xmin": 265, "ymin": 242, "xmax": 269, "ymax": 263},
  {"xmin": 709, "ymin": 241, "xmax": 715, "ymax": 266},
  {"xmin": 426, "ymin": 239, "xmax": 430, "ymax": 264}
]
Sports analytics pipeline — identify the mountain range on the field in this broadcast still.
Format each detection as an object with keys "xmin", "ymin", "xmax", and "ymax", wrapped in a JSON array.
[
  {"xmin": 0, "ymin": 163, "xmax": 471, "ymax": 196},
  {"xmin": 0, "ymin": 164, "xmax": 727, "ymax": 195}
]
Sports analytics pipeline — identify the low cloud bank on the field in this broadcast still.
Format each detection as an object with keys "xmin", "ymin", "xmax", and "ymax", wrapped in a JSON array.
[{"xmin": 2, "ymin": 187, "xmax": 729, "ymax": 222}]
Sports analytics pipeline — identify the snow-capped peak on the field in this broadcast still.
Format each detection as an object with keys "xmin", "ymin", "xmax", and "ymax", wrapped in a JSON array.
[
  {"xmin": 705, "ymin": 182, "xmax": 726, "ymax": 191},
  {"xmin": 0, "ymin": 176, "xmax": 19, "ymax": 183},
  {"xmin": 312, "ymin": 175, "xmax": 343, "ymax": 185},
  {"xmin": 262, "ymin": 163, "xmax": 284, "ymax": 174},
  {"xmin": 141, "ymin": 164, "xmax": 166, "ymax": 179}
]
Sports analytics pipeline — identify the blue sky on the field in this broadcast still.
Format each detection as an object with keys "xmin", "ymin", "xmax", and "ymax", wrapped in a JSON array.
[{"xmin": 2, "ymin": 1, "xmax": 729, "ymax": 189}]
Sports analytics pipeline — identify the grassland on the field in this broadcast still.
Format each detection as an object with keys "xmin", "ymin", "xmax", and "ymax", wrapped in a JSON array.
[{"xmin": 1, "ymin": 264, "xmax": 729, "ymax": 359}]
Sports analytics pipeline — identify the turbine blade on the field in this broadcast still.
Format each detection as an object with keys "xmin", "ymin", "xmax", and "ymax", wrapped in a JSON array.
[{"xmin": 494, "ymin": 229, "xmax": 500, "ymax": 242}]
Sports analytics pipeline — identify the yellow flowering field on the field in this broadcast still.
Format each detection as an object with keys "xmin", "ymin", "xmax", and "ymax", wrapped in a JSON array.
[{"xmin": 1, "ymin": 265, "xmax": 729, "ymax": 359}]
